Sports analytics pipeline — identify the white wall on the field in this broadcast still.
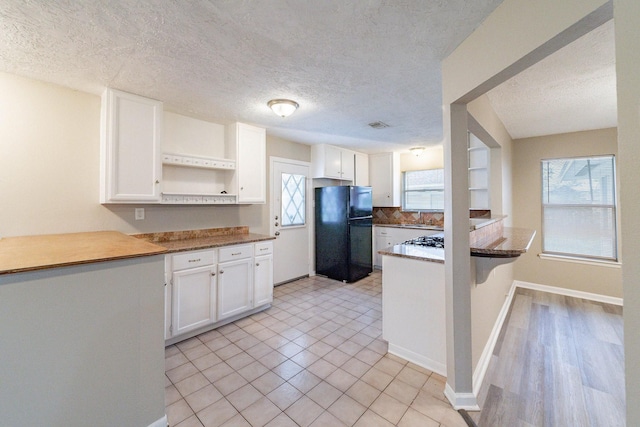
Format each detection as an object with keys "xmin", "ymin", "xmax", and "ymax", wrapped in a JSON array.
[
  {"xmin": 0, "ymin": 72, "xmax": 310, "ymax": 238},
  {"xmin": 512, "ymin": 128, "xmax": 622, "ymax": 297},
  {"xmin": 400, "ymin": 146, "xmax": 444, "ymax": 171}
]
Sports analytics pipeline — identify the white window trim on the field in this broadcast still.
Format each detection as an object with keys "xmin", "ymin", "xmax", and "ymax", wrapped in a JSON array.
[{"xmin": 538, "ymin": 252, "xmax": 622, "ymax": 268}]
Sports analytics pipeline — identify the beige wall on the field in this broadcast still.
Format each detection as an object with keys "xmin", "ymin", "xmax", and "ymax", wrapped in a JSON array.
[
  {"xmin": 441, "ymin": 0, "xmax": 611, "ymax": 404},
  {"xmin": 613, "ymin": 0, "xmax": 640, "ymax": 419},
  {"xmin": 512, "ymin": 128, "xmax": 622, "ymax": 297},
  {"xmin": 0, "ymin": 72, "xmax": 310, "ymax": 238},
  {"xmin": 466, "ymin": 96, "xmax": 515, "ymax": 370}
]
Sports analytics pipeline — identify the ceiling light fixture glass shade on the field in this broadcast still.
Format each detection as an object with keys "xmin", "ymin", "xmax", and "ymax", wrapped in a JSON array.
[
  {"xmin": 268, "ymin": 99, "xmax": 299, "ymax": 117},
  {"xmin": 410, "ymin": 146, "xmax": 426, "ymax": 157}
]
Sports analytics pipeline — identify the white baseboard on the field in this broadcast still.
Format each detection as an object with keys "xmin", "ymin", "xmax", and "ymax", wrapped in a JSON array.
[
  {"xmin": 148, "ymin": 415, "xmax": 167, "ymax": 427},
  {"xmin": 472, "ymin": 281, "xmax": 517, "ymax": 396},
  {"xmin": 444, "ymin": 383, "xmax": 480, "ymax": 411},
  {"xmin": 387, "ymin": 343, "xmax": 446, "ymax": 377},
  {"xmin": 514, "ymin": 280, "xmax": 623, "ymax": 306}
]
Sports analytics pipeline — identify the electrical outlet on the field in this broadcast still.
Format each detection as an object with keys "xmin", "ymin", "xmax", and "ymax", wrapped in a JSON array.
[{"xmin": 135, "ymin": 208, "xmax": 145, "ymax": 220}]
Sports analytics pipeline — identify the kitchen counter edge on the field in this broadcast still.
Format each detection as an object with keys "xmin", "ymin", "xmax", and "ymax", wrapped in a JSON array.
[
  {"xmin": 0, "ymin": 231, "xmax": 167, "ymax": 275},
  {"xmin": 378, "ymin": 227, "xmax": 535, "ymax": 263}
]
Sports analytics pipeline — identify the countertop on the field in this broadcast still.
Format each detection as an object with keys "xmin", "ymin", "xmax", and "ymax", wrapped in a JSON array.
[
  {"xmin": 132, "ymin": 227, "xmax": 274, "ymax": 253},
  {"xmin": 379, "ymin": 226, "xmax": 536, "ymax": 263},
  {"xmin": 0, "ymin": 231, "xmax": 167, "ymax": 275}
]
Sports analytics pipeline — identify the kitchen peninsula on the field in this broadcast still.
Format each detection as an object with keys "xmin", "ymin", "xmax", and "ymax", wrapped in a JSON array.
[
  {"xmin": 379, "ymin": 217, "xmax": 535, "ymax": 376},
  {"xmin": 0, "ymin": 231, "xmax": 168, "ymax": 427}
]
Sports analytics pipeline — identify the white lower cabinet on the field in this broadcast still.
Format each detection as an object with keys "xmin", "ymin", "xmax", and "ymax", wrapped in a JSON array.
[
  {"xmin": 172, "ymin": 265, "xmax": 217, "ymax": 336},
  {"xmin": 254, "ymin": 242, "xmax": 274, "ymax": 307},
  {"xmin": 166, "ymin": 249, "xmax": 217, "ymax": 339},
  {"xmin": 217, "ymin": 257, "xmax": 253, "ymax": 320},
  {"xmin": 374, "ymin": 226, "xmax": 440, "ymax": 269},
  {"xmin": 165, "ymin": 241, "xmax": 274, "ymax": 344}
]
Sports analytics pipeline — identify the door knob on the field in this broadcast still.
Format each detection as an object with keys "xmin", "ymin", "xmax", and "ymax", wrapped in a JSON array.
[
  {"xmin": 275, "ymin": 222, "xmax": 279, "ymax": 226},
  {"xmin": 275, "ymin": 215, "xmax": 279, "ymax": 220},
  {"xmin": 275, "ymin": 231, "xmax": 280, "ymax": 236}
]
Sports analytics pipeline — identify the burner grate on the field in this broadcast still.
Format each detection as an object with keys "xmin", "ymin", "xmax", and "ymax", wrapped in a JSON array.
[{"xmin": 404, "ymin": 235, "xmax": 444, "ymax": 248}]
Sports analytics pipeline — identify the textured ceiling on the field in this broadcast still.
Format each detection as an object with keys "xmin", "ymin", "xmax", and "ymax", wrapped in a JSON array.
[
  {"xmin": 0, "ymin": 0, "xmax": 503, "ymax": 152},
  {"xmin": 486, "ymin": 19, "xmax": 617, "ymax": 140},
  {"xmin": 0, "ymin": 1, "xmax": 617, "ymax": 152}
]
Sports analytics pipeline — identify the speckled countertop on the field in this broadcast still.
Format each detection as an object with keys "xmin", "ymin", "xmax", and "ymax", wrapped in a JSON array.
[
  {"xmin": 0, "ymin": 231, "xmax": 166, "ymax": 275},
  {"xmin": 132, "ymin": 226, "xmax": 274, "ymax": 253},
  {"xmin": 379, "ymin": 222, "xmax": 536, "ymax": 263}
]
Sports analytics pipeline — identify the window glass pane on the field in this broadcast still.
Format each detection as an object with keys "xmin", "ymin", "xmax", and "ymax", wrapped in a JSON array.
[
  {"xmin": 542, "ymin": 156, "xmax": 615, "ymax": 205},
  {"xmin": 281, "ymin": 173, "xmax": 305, "ymax": 227},
  {"xmin": 402, "ymin": 169, "xmax": 444, "ymax": 210},
  {"xmin": 543, "ymin": 206, "xmax": 616, "ymax": 259},
  {"xmin": 541, "ymin": 155, "xmax": 617, "ymax": 260}
]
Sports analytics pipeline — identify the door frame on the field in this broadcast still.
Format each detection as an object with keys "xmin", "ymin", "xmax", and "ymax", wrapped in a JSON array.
[{"xmin": 269, "ymin": 156, "xmax": 314, "ymax": 280}]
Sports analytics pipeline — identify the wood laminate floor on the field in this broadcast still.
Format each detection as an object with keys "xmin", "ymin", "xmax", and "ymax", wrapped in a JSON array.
[{"xmin": 471, "ymin": 288, "xmax": 625, "ymax": 427}]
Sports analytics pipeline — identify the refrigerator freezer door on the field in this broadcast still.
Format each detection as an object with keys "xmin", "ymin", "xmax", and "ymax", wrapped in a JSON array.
[{"xmin": 349, "ymin": 186, "xmax": 373, "ymax": 219}]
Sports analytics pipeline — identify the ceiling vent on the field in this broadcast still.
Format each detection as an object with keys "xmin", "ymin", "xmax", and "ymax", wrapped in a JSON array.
[{"xmin": 368, "ymin": 121, "xmax": 390, "ymax": 129}]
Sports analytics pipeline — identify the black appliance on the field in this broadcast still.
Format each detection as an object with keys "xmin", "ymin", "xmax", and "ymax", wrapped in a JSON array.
[{"xmin": 315, "ymin": 186, "xmax": 373, "ymax": 283}]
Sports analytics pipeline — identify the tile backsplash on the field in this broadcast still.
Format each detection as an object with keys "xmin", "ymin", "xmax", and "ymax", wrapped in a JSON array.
[{"xmin": 372, "ymin": 207, "xmax": 490, "ymax": 227}]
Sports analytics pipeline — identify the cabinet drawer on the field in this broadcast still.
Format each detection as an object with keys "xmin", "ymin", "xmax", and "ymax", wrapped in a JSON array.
[
  {"xmin": 375, "ymin": 227, "xmax": 392, "ymax": 237},
  {"xmin": 172, "ymin": 249, "xmax": 216, "ymax": 271},
  {"xmin": 219, "ymin": 244, "xmax": 253, "ymax": 262},
  {"xmin": 254, "ymin": 241, "xmax": 273, "ymax": 256}
]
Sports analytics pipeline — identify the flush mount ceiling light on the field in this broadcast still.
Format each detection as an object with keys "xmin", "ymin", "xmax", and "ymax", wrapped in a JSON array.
[
  {"xmin": 268, "ymin": 99, "xmax": 299, "ymax": 117},
  {"xmin": 410, "ymin": 146, "xmax": 426, "ymax": 157}
]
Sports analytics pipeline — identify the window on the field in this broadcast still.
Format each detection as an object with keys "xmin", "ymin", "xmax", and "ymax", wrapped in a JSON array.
[
  {"xmin": 402, "ymin": 169, "xmax": 444, "ymax": 210},
  {"xmin": 281, "ymin": 173, "xmax": 306, "ymax": 227},
  {"xmin": 541, "ymin": 155, "xmax": 617, "ymax": 261}
]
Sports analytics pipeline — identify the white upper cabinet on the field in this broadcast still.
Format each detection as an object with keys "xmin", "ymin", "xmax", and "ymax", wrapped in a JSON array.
[
  {"xmin": 369, "ymin": 152, "xmax": 401, "ymax": 207},
  {"xmin": 100, "ymin": 88, "xmax": 163, "ymax": 203},
  {"xmin": 354, "ymin": 152, "xmax": 369, "ymax": 186},
  {"xmin": 311, "ymin": 144, "xmax": 355, "ymax": 181},
  {"xmin": 228, "ymin": 122, "xmax": 266, "ymax": 204}
]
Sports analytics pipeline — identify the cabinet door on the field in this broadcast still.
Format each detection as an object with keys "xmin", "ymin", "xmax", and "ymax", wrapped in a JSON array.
[
  {"xmin": 354, "ymin": 152, "xmax": 369, "ymax": 186},
  {"xmin": 171, "ymin": 265, "xmax": 216, "ymax": 336},
  {"xmin": 369, "ymin": 153, "xmax": 400, "ymax": 207},
  {"xmin": 340, "ymin": 150, "xmax": 355, "ymax": 181},
  {"xmin": 374, "ymin": 228, "xmax": 394, "ymax": 268},
  {"xmin": 236, "ymin": 123, "xmax": 266, "ymax": 203},
  {"xmin": 100, "ymin": 89, "xmax": 162, "ymax": 203},
  {"xmin": 254, "ymin": 254, "xmax": 273, "ymax": 307},
  {"xmin": 217, "ymin": 259, "xmax": 253, "ymax": 319},
  {"xmin": 321, "ymin": 145, "xmax": 343, "ymax": 179}
]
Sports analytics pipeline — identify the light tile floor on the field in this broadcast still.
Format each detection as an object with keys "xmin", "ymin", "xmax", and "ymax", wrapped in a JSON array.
[{"xmin": 165, "ymin": 271, "xmax": 467, "ymax": 427}]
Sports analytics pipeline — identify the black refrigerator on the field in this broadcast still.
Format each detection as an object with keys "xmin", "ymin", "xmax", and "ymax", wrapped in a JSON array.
[{"xmin": 315, "ymin": 186, "xmax": 373, "ymax": 283}]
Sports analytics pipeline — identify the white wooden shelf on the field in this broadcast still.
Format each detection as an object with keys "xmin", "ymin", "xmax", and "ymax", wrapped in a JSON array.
[
  {"xmin": 162, "ymin": 152, "xmax": 235, "ymax": 170},
  {"xmin": 161, "ymin": 193, "xmax": 237, "ymax": 204}
]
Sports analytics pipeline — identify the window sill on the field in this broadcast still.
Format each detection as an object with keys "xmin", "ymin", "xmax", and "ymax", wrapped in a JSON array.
[{"xmin": 538, "ymin": 253, "xmax": 621, "ymax": 268}]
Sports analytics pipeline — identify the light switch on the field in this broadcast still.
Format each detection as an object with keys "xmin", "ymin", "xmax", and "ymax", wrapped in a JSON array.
[{"xmin": 135, "ymin": 208, "xmax": 145, "ymax": 220}]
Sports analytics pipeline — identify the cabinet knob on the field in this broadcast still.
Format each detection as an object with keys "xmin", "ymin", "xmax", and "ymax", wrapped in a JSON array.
[
  {"xmin": 219, "ymin": 270, "xmax": 224, "ymax": 274},
  {"xmin": 211, "ymin": 272, "xmax": 216, "ymax": 277},
  {"xmin": 256, "ymin": 262, "xmax": 260, "ymax": 266},
  {"xmin": 155, "ymin": 180, "xmax": 160, "ymax": 184}
]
